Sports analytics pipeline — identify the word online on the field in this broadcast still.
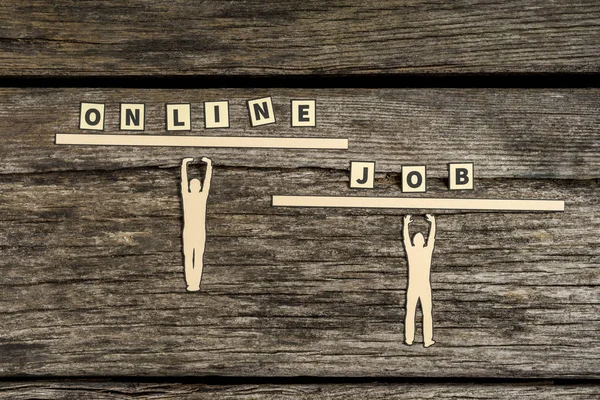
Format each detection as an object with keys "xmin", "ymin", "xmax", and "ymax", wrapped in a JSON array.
[{"xmin": 78, "ymin": 97, "xmax": 315, "ymax": 131}]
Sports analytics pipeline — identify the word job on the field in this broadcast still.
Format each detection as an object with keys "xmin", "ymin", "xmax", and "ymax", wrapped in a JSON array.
[{"xmin": 350, "ymin": 161, "xmax": 475, "ymax": 192}]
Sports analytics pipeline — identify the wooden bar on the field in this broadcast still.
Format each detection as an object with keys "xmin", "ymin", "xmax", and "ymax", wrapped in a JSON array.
[
  {"xmin": 55, "ymin": 134, "xmax": 349, "ymax": 150},
  {"xmin": 272, "ymin": 196, "xmax": 565, "ymax": 211}
]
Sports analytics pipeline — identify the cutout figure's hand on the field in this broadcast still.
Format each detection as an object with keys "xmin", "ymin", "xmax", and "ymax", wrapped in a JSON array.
[
  {"xmin": 201, "ymin": 157, "xmax": 212, "ymax": 166},
  {"xmin": 425, "ymin": 214, "xmax": 435, "ymax": 223},
  {"xmin": 182, "ymin": 157, "xmax": 194, "ymax": 164},
  {"xmin": 404, "ymin": 215, "xmax": 413, "ymax": 225}
]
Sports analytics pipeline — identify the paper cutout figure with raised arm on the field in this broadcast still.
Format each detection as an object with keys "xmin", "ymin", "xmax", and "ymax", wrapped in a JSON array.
[
  {"xmin": 403, "ymin": 214, "xmax": 436, "ymax": 347},
  {"xmin": 181, "ymin": 157, "xmax": 212, "ymax": 292}
]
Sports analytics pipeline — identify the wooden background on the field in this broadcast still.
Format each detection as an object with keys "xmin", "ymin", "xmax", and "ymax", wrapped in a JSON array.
[{"xmin": 0, "ymin": 1, "xmax": 598, "ymax": 399}]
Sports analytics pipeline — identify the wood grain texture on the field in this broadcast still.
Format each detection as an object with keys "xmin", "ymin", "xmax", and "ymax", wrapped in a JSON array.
[
  {"xmin": 0, "ymin": 88, "xmax": 598, "ymax": 178},
  {"xmin": 0, "ymin": 166, "xmax": 597, "ymax": 377},
  {"xmin": 0, "ymin": 87, "xmax": 597, "ymax": 378},
  {"xmin": 1, "ymin": 382, "xmax": 599, "ymax": 399},
  {"xmin": 0, "ymin": 1, "xmax": 599, "ymax": 76}
]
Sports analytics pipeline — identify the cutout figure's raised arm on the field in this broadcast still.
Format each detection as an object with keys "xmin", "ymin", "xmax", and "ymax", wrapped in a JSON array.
[
  {"xmin": 426, "ymin": 214, "xmax": 436, "ymax": 248},
  {"xmin": 403, "ymin": 215, "xmax": 413, "ymax": 249},
  {"xmin": 181, "ymin": 157, "xmax": 193, "ymax": 194},
  {"xmin": 201, "ymin": 157, "xmax": 213, "ymax": 194}
]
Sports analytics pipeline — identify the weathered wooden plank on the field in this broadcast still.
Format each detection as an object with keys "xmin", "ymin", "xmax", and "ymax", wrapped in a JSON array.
[
  {"xmin": 0, "ymin": 166, "xmax": 597, "ymax": 377},
  {"xmin": 0, "ymin": 88, "xmax": 598, "ymax": 178},
  {"xmin": 0, "ymin": 1, "xmax": 599, "ymax": 75},
  {"xmin": 1, "ymin": 382, "xmax": 599, "ymax": 399}
]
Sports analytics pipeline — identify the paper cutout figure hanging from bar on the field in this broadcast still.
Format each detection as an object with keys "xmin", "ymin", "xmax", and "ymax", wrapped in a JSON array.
[
  {"xmin": 403, "ymin": 214, "xmax": 436, "ymax": 347},
  {"xmin": 180, "ymin": 157, "xmax": 212, "ymax": 292}
]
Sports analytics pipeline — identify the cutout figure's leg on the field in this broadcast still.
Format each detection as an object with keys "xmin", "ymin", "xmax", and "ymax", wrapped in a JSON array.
[
  {"xmin": 421, "ymin": 289, "xmax": 435, "ymax": 347},
  {"xmin": 192, "ymin": 241, "xmax": 206, "ymax": 290},
  {"xmin": 184, "ymin": 242, "xmax": 200, "ymax": 292},
  {"xmin": 405, "ymin": 289, "xmax": 418, "ymax": 345}
]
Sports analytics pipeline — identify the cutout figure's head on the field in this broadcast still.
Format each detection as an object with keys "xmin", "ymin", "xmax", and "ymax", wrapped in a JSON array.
[
  {"xmin": 189, "ymin": 178, "xmax": 201, "ymax": 192},
  {"xmin": 413, "ymin": 232, "xmax": 425, "ymax": 247}
]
